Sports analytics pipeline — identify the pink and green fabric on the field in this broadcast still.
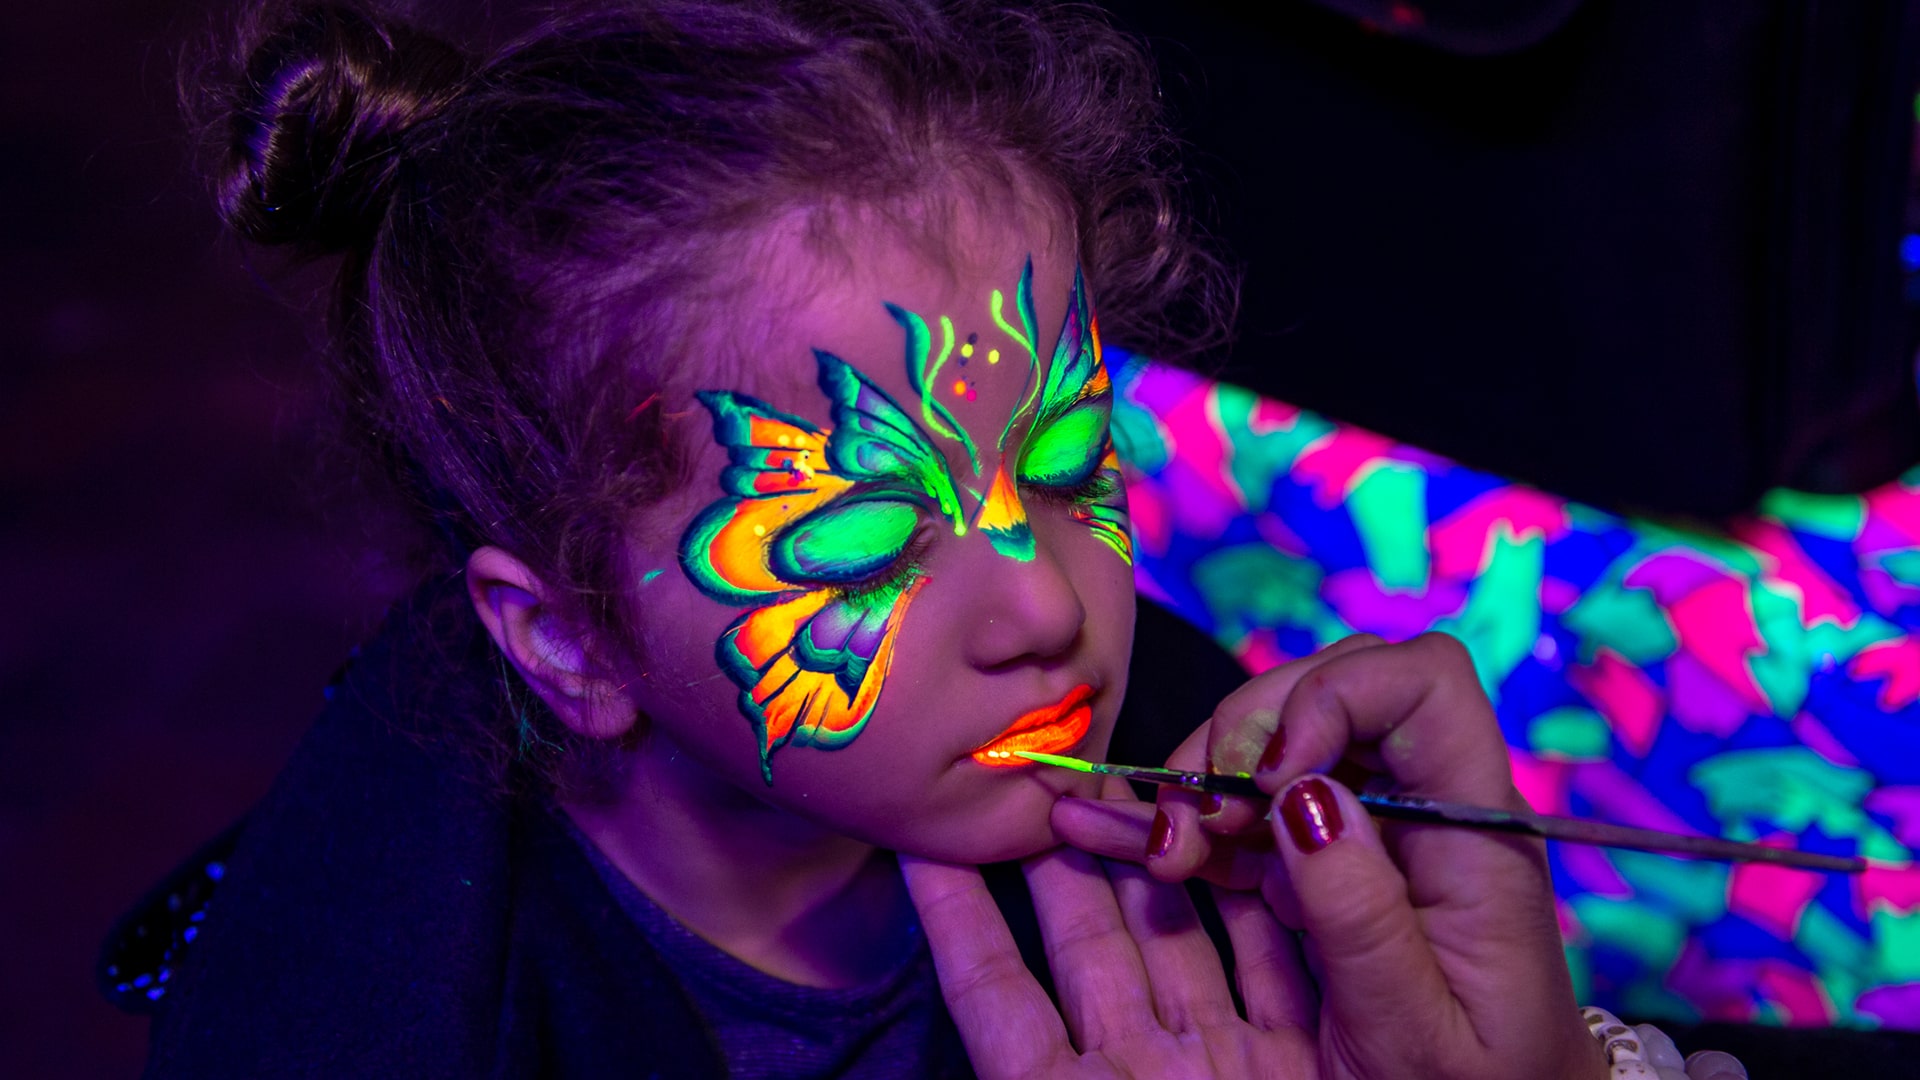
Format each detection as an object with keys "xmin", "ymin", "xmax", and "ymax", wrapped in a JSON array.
[{"xmin": 1112, "ymin": 351, "xmax": 1920, "ymax": 1030}]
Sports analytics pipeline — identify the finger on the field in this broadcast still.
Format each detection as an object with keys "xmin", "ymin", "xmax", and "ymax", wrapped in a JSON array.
[
  {"xmin": 900, "ymin": 855, "xmax": 1071, "ymax": 1077},
  {"xmin": 1022, "ymin": 845, "xmax": 1157, "ymax": 1049},
  {"xmin": 1144, "ymin": 778, "xmax": 1210, "ymax": 882},
  {"xmin": 1211, "ymin": 885, "xmax": 1315, "ymax": 1031},
  {"xmin": 1053, "ymin": 777, "xmax": 1176, "ymax": 867},
  {"xmin": 1254, "ymin": 631, "xmax": 1514, "ymax": 808},
  {"xmin": 1054, "ymin": 795, "xmax": 1272, "ymax": 889},
  {"xmin": 1197, "ymin": 634, "xmax": 1388, "ymax": 838},
  {"xmin": 1685, "ymin": 1050, "xmax": 1750, "ymax": 1080},
  {"xmin": 1246, "ymin": 848, "xmax": 1301, "ymax": 929},
  {"xmin": 1105, "ymin": 858, "xmax": 1236, "ymax": 1031},
  {"xmin": 1196, "ymin": 633, "xmax": 1391, "ymax": 776},
  {"xmin": 1254, "ymin": 632, "xmax": 1574, "ymax": 1036},
  {"xmin": 1146, "ymin": 635, "xmax": 1387, "ymax": 884},
  {"xmin": 1273, "ymin": 773, "xmax": 1595, "ymax": 1078},
  {"xmin": 1252, "ymin": 631, "xmax": 1537, "ymax": 914},
  {"xmin": 1105, "ymin": 714, "xmax": 1205, "ymax": 876},
  {"xmin": 1269, "ymin": 774, "xmax": 1453, "ymax": 1070},
  {"xmin": 1053, "ymin": 794, "xmax": 1157, "ymax": 859}
]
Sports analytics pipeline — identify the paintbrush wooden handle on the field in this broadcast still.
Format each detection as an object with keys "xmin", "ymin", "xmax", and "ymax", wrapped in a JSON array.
[
  {"xmin": 1022, "ymin": 754, "xmax": 1865, "ymax": 873},
  {"xmin": 1357, "ymin": 790, "xmax": 1865, "ymax": 873}
]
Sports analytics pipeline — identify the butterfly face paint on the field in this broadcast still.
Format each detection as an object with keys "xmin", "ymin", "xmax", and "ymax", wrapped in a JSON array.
[
  {"xmin": 679, "ymin": 262, "xmax": 1130, "ymax": 783},
  {"xmin": 1015, "ymin": 265, "xmax": 1132, "ymax": 566},
  {"xmin": 678, "ymin": 361, "xmax": 943, "ymax": 784},
  {"xmin": 899, "ymin": 260, "xmax": 1131, "ymax": 564}
]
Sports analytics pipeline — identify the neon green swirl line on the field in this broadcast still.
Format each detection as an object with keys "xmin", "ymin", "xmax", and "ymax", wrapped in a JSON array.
[
  {"xmin": 985, "ymin": 262, "xmax": 1051, "ymax": 452},
  {"xmin": 920, "ymin": 315, "xmax": 955, "ymax": 431},
  {"xmin": 920, "ymin": 315, "xmax": 979, "ymax": 474},
  {"xmin": 989, "ymin": 287, "xmax": 1033, "ymax": 358},
  {"xmin": 896, "ymin": 307, "xmax": 956, "ymax": 440},
  {"xmin": 892, "ymin": 303, "xmax": 980, "ymax": 476}
]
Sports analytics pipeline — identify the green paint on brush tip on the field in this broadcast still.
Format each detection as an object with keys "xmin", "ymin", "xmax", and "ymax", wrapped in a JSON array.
[{"xmin": 1013, "ymin": 750, "xmax": 1098, "ymax": 772}]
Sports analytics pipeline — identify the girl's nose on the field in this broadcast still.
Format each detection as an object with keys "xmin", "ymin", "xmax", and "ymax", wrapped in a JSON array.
[{"xmin": 958, "ymin": 529, "xmax": 1088, "ymax": 668}]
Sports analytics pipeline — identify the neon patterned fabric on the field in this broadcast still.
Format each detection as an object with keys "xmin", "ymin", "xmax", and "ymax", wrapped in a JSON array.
[{"xmin": 1111, "ymin": 350, "xmax": 1920, "ymax": 1030}]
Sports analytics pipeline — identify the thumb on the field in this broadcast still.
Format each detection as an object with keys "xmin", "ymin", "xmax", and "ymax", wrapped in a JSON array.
[{"xmin": 1268, "ymin": 775, "xmax": 1453, "ymax": 1062}]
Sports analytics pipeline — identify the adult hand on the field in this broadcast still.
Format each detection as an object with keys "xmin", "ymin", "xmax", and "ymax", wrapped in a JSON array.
[
  {"xmin": 1053, "ymin": 632, "xmax": 1610, "ymax": 1080},
  {"xmin": 901, "ymin": 838, "xmax": 1321, "ymax": 1078}
]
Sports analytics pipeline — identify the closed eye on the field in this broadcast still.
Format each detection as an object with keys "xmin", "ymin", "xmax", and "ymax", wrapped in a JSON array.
[
  {"xmin": 1023, "ymin": 468, "xmax": 1118, "ymax": 508},
  {"xmin": 831, "ymin": 530, "xmax": 932, "ymax": 607},
  {"xmin": 769, "ymin": 492, "xmax": 929, "ymax": 592},
  {"xmin": 1016, "ymin": 395, "xmax": 1110, "ymax": 494}
]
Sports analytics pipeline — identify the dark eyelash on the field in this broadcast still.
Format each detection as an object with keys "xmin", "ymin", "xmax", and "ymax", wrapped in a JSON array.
[
  {"xmin": 1024, "ymin": 470, "xmax": 1118, "ymax": 508},
  {"xmin": 832, "ymin": 531, "xmax": 932, "ymax": 605}
]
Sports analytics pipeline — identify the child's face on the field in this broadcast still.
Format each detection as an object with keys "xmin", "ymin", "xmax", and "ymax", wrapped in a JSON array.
[{"xmin": 619, "ymin": 205, "xmax": 1136, "ymax": 862}]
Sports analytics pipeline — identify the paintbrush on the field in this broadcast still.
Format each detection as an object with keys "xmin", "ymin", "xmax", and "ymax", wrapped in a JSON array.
[{"xmin": 1015, "ymin": 751, "xmax": 1867, "ymax": 874}]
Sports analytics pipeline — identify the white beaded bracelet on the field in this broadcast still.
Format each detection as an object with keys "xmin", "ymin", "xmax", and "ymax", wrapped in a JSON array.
[
  {"xmin": 1581, "ymin": 1006, "xmax": 1748, "ymax": 1080},
  {"xmin": 1580, "ymin": 1006, "xmax": 1751, "ymax": 1080},
  {"xmin": 1583, "ymin": 1006, "xmax": 1662, "ymax": 1078}
]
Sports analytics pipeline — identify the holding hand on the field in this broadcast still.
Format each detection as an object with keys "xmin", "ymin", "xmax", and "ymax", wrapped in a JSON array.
[
  {"xmin": 1047, "ymin": 631, "xmax": 1609, "ymax": 1079},
  {"xmin": 902, "ymin": 845, "xmax": 1318, "ymax": 1078},
  {"xmin": 909, "ymin": 631, "xmax": 1747, "ymax": 1079}
]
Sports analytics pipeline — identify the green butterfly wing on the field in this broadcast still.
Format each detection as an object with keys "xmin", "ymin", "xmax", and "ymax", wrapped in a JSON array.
[{"xmin": 814, "ymin": 349, "xmax": 967, "ymax": 534}]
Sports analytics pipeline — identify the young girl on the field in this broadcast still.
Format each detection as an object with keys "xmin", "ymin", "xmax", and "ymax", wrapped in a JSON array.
[{"xmin": 112, "ymin": 1, "xmax": 1745, "ymax": 1075}]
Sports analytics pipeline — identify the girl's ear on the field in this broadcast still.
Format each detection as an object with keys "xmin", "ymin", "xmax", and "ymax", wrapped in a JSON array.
[{"xmin": 465, "ymin": 545, "xmax": 640, "ymax": 741}]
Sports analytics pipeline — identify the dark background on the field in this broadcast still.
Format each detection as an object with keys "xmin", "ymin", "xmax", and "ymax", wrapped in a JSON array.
[
  {"xmin": 5, "ymin": 0, "xmax": 1918, "ymax": 1076},
  {"xmin": 1, "ymin": 3, "xmax": 403, "ymax": 1075},
  {"xmin": 1102, "ymin": 0, "xmax": 1920, "ymax": 515}
]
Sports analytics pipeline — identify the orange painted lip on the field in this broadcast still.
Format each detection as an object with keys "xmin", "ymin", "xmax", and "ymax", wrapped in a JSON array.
[{"xmin": 971, "ymin": 684, "xmax": 1096, "ymax": 767}]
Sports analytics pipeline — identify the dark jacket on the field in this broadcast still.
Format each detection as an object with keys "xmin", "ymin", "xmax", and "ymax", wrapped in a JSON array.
[{"xmin": 107, "ymin": 587, "xmax": 731, "ymax": 1077}]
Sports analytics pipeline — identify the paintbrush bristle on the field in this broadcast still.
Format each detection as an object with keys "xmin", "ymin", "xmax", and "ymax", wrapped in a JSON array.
[{"xmin": 1011, "ymin": 750, "xmax": 1099, "ymax": 773}]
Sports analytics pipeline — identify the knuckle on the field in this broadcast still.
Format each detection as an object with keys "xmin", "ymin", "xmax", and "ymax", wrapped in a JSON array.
[
  {"xmin": 1308, "ymin": 876, "xmax": 1411, "ymax": 956},
  {"xmin": 1295, "ymin": 665, "xmax": 1342, "ymax": 710},
  {"xmin": 910, "ymin": 884, "xmax": 970, "ymax": 923},
  {"xmin": 1047, "ymin": 919, "xmax": 1136, "ymax": 958},
  {"xmin": 943, "ymin": 953, "xmax": 1028, "ymax": 1001},
  {"xmin": 1412, "ymin": 629, "xmax": 1474, "ymax": 669},
  {"xmin": 1148, "ymin": 846, "xmax": 1204, "ymax": 883},
  {"xmin": 1206, "ymin": 703, "xmax": 1283, "ymax": 773}
]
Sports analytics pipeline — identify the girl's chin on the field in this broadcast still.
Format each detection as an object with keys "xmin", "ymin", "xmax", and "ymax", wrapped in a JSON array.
[
  {"xmin": 881, "ymin": 791, "xmax": 1078, "ymax": 864},
  {"xmin": 750, "ymin": 747, "xmax": 1111, "ymax": 861},
  {"xmin": 892, "ymin": 828, "xmax": 1061, "ymax": 866}
]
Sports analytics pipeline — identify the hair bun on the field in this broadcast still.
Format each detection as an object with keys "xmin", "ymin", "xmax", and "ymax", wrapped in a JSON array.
[{"xmin": 218, "ymin": 3, "xmax": 467, "ymax": 253}]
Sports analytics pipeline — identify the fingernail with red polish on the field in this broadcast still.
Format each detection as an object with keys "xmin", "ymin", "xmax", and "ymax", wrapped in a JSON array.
[
  {"xmin": 1198, "ymin": 792, "xmax": 1223, "ymax": 817},
  {"xmin": 1280, "ymin": 778, "xmax": 1342, "ymax": 854},
  {"xmin": 1256, "ymin": 727, "xmax": 1288, "ymax": 773},
  {"xmin": 1146, "ymin": 808, "xmax": 1173, "ymax": 860}
]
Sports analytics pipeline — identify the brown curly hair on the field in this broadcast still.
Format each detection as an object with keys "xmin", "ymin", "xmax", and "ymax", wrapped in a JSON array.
[{"xmin": 200, "ymin": 0, "xmax": 1234, "ymax": 786}]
